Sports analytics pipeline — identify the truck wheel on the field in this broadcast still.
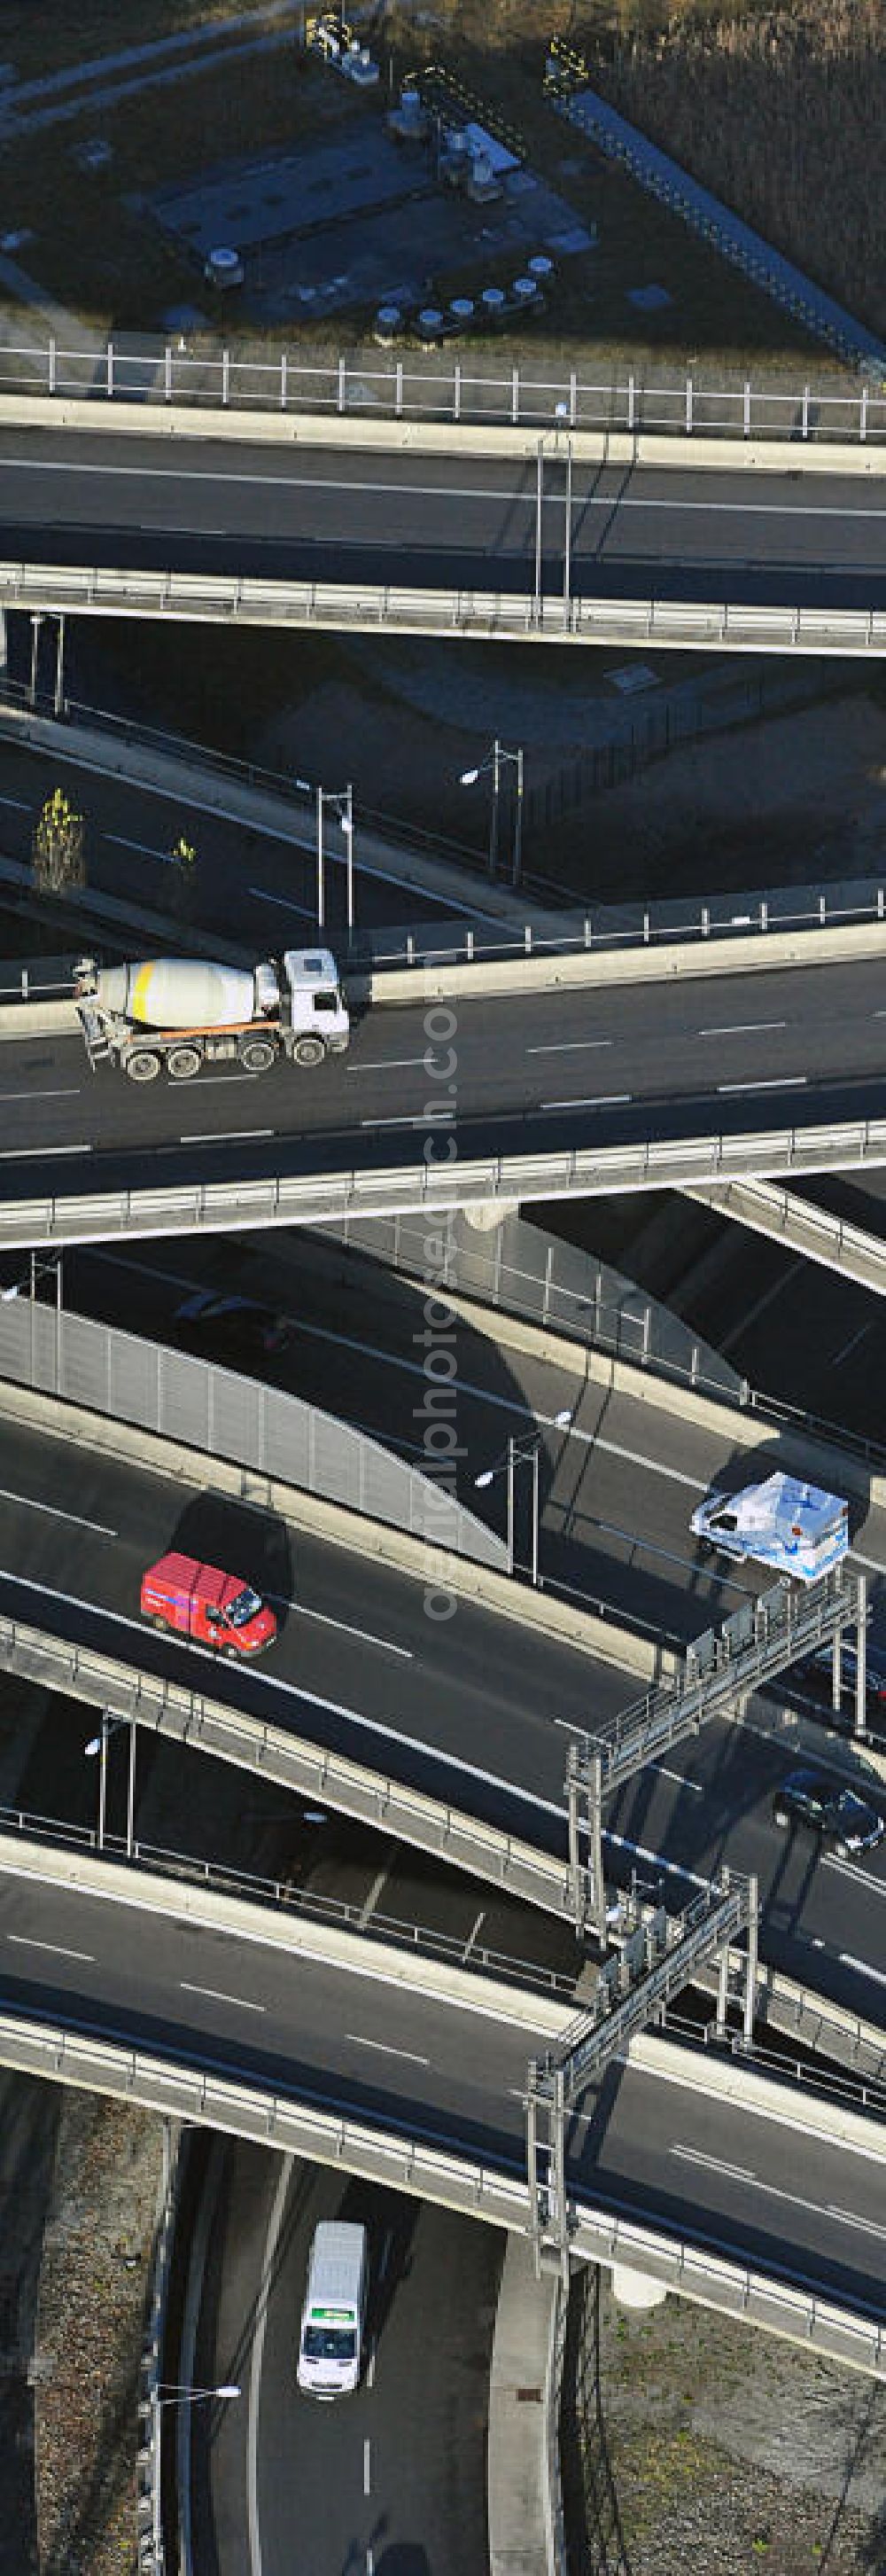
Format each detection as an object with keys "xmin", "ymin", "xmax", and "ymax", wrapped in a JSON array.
[
  {"xmin": 292, "ymin": 1035, "xmax": 325, "ymax": 1068},
  {"xmin": 167, "ymin": 1045, "xmax": 202, "ymax": 1081},
  {"xmin": 126, "ymin": 1050, "xmax": 161, "ymax": 1083},
  {"xmin": 238, "ymin": 1036, "xmax": 276, "ymax": 1073}
]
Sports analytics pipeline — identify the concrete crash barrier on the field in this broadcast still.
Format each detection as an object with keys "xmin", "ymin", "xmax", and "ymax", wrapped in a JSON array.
[
  {"xmin": 368, "ymin": 914, "xmax": 886, "ymax": 1006},
  {"xmin": 0, "ymin": 389, "xmax": 883, "ymax": 480}
]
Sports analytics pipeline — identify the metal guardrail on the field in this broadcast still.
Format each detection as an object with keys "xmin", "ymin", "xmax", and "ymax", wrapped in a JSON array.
[
  {"xmin": 1, "ymin": 564, "xmax": 886, "ymax": 653},
  {"xmin": 2, "ymin": 2010, "xmax": 881, "ymax": 2374},
  {"xmin": 0, "ymin": 1297, "xmax": 505, "ymax": 1569},
  {"xmin": 6, "ymin": 1117, "xmax": 886, "ymax": 1248},
  {"xmin": 138, "ymin": 2122, "xmax": 182, "ymax": 2576},
  {"xmin": 0, "ymin": 1800, "xmax": 579, "ymax": 2001},
  {"xmin": 3, "ymin": 334, "xmax": 885, "ymax": 446},
  {"xmin": 323, "ymin": 1206, "xmax": 745, "ymax": 1409},
  {"xmin": 691, "ymin": 1175, "xmax": 886, "ymax": 1297},
  {"xmin": 0, "ymin": 1610, "xmax": 585, "ymax": 1919}
]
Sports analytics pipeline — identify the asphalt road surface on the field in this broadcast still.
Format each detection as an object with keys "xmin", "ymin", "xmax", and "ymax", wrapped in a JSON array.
[
  {"xmin": 2, "ymin": 1856, "xmax": 884, "ymax": 2324},
  {"xmin": 3, "ymin": 430, "xmax": 886, "ymax": 612},
  {"xmin": 1, "ymin": 1413, "xmax": 885, "ymax": 2025},
  {"xmin": 191, "ymin": 2143, "xmax": 498, "ymax": 2576},
  {"xmin": 2, "ymin": 954, "xmax": 886, "ymax": 1208},
  {"xmin": 0, "ymin": 734, "xmax": 487, "ymax": 944}
]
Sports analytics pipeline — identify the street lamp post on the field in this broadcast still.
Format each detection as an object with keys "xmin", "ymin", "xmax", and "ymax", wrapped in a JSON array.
[
  {"xmin": 299, "ymin": 778, "xmax": 355, "ymax": 930},
  {"xmin": 475, "ymin": 1409, "xmax": 571, "ymax": 1582},
  {"xmin": 460, "ymin": 740, "xmax": 525, "ymax": 886},
  {"xmin": 151, "ymin": 2383, "xmax": 239, "ymax": 2572},
  {"xmin": 85, "ymin": 1710, "xmax": 136, "ymax": 1857}
]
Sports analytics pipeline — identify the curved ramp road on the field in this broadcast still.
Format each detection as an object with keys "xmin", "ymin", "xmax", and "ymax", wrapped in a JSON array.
[
  {"xmin": 2, "ymin": 1857, "xmax": 886, "ymax": 2326},
  {"xmin": 195, "ymin": 2147, "xmax": 497, "ymax": 2576},
  {"xmin": 2, "ymin": 1414, "xmax": 886, "ymax": 2024},
  {"xmin": 2, "ymin": 956, "xmax": 886, "ymax": 1206},
  {"xmin": 2, "ymin": 429, "xmax": 886, "ymax": 611}
]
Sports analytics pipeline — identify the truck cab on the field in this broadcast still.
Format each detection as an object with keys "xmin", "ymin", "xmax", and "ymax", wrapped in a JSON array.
[
  {"xmin": 140, "ymin": 1553, "xmax": 276, "ymax": 1654},
  {"xmin": 284, "ymin": 948, "xmax": 349, "ymax": 1062}
]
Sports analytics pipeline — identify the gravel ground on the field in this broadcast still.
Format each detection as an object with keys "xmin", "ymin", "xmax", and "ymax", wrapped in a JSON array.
[
  {"xmin": 563, "ymin": 2269, "xmax": 886, "ymax": 2576},
  {"xmin": 33, "ymin": 2095, "xmax": 164, "ymax": 2576}
]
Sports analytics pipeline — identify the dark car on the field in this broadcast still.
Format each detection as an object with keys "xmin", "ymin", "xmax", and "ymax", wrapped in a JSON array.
[
  {"xmin": 174, "ymin": 1291, "xmax": 292, "ymax": 1361},
  {"xmin": 792, "ymin": 1635, "xmax": 886, "ymax": 1721},
  {"xmin": 773, "ymin": 1768, "xmax": 884, "ymax": 1856}
]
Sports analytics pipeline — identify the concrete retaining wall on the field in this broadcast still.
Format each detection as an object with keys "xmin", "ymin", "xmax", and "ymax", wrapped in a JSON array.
[{"xmin": 488, "ymin": 2233, "xmax": 558, "ymax": 2576}]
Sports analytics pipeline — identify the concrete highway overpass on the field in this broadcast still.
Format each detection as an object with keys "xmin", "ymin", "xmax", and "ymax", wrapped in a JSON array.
[
  {"xmin": 0, "ymin": 417, "xmax": 885, "ymax": 649},
  {"xmin": 0, "ymin": 1834, "xmax": 884, "ymax": 2374},
  {"xmin": 4, "ymin": 947, "xmax": 886, "ymax": 1240},
  {"xmin": 2, "ymin": 1379, "xmax": 886, "ymax": 2029}
]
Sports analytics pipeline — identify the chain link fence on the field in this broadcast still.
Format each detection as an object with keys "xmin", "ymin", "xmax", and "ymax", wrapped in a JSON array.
[
  {"xmin": 0, "ymin": 1298, "xmax": 506, "ymax": 1568},
  {"xmin": 318, "ymin": 1208, "xmax": 746, "ymax": 1409}
]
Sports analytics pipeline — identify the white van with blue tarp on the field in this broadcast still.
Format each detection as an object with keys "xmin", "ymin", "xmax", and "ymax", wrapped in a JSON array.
[{"xmin": 691, "ymin": 1472, "xmax": 848, "ymax": 1584}]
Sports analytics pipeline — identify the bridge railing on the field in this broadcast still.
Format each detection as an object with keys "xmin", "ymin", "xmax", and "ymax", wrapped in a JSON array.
[
  {"xmin": 0, "ymin": 2007, "xmax": 883, "ymax": 2376},
  {"xmin": 4, "ymin": 1117, "xmax": 886, "ymax": 1248},
  {"xmin": 2, "ymin": 333, "xmax": 885, "ymax": 445},
  {"xmin": 2, "ymin": 564, "xmax": 885, "ymax": 654}
]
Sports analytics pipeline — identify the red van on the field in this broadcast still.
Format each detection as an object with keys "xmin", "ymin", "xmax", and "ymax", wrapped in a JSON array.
[{"xmin": 140, "ymin": 1553, "xmax": 276, "ymax": 1656}]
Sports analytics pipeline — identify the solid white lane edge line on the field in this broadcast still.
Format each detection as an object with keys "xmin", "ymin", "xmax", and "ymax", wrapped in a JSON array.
[
  {"xmin": 249, "ymin": 2152, "xmax": 292, "ymax": 2576},
  {"xmin": 0, "ymin": 1485, "xmax": 117, "ymax": 1537},
  {"xmin": 7, "ymin": 1932, "xmax": 95, "ymax": 1962},
  {"xmin": 180, "ymin": 1981, "xmax": 267, "ymax": 2011},
  {"xmin": 539, "ymin": 1092, "xmax": 632, "ymax": 1111},
  {"xmin": 526, "ymin": 1039, "xmax": 613, "ymax": 1057},
  {"xmin": 717, "ymin": 1075, "xmax": 807, "ymax": 1094},
  {"xmin": 346, "ymin": 2033, "xmax": 431, "ymax": 2066}
]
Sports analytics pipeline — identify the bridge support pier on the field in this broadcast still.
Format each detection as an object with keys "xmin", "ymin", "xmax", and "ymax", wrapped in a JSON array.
[
  {"xmin": 611, "ymin": 2262, "xmax": 668, "ymax": 2313},
  {"xmin": 462, "ymin": 1201, "xmax": 520, "ymax": 1232}
]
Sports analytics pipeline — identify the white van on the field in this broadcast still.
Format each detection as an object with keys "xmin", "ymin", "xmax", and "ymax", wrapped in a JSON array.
[{"xmin": 297, "ymin": 2220, "xmax": 368, "ymax": 2400}]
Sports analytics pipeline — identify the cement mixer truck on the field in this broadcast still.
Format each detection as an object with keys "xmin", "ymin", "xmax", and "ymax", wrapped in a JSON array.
[{"xmin": 73, "ymin": 949, "xmax": 350, "ymax": 1082}]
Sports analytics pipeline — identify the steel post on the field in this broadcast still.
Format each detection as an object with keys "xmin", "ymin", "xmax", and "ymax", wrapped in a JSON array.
[
  {"xmin": 346, "ymin": 781, "xmax": 354, "ymax": 931},
  {"xmin": 315, "ymin": 786, "xmax": 324, "ymax": 928},
  {"xmin": 511, "ymin": 745, "xmax": 524, "ymax": 888},
  {"xmin": 506, "ymin": 1435, "xmax": 515, "ymax": 1573},
  {"xmin": 54, "ymin": 614, "xmax": 66, "ymax": 717},
  {"xmin": 551, "ymin": 2066, "xmax": 568, "ymax": 2282},
  {"xmin": 489, "ymin": 739, "xmax": 501, "ymax": 879},
  {"xmin": 531, "ymin": 1444, "xmax": 540, "ymax": 1589},
  {"xmin": 526, "ymin": 2071, "xmax": 541, "ymax": 2274},
  {"xmin": 97, "ymin": 1711, "xmax": 108, "ymax": 1854},
  {"xmin": 716, "ymin": 1940, "xmax": 729, "ymax": 2040},
  {"xmin": 563, "ymin": 439, "xmax": 572, "ymax": 616},
  {"xmin": 533, "ymin": 444, "xmax": 543, "ymax": 612},
  {"xmin": 127, "ymin": 1718, "xmax": 136, "ymax": 1859},
  {"xmin": 743, "ymin": 1876, "xmax": 758, "ymax": 2047},
  {"xmin": 855, "ymin": 1576, "xmax": 867, "ymax": 1737}
]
